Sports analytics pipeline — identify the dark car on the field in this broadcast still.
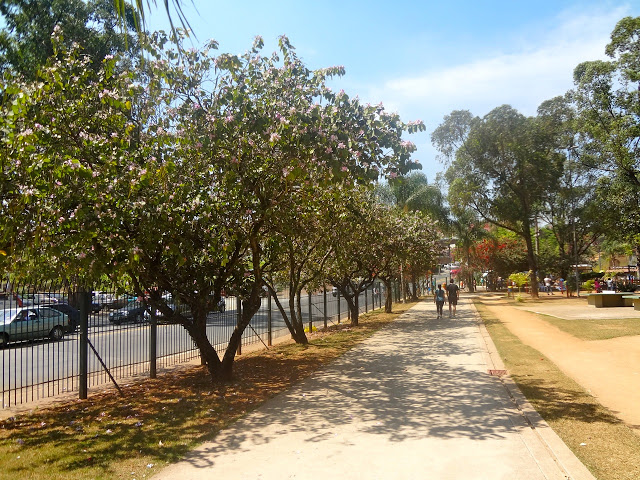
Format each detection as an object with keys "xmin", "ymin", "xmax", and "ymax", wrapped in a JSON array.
[
  {"xmin": 47, "ymin": 303, "xmax": 80, "ymax": 333},
  {"xmin": 108, "ymin": 301, "xmax": 147, "ymax": 325}
]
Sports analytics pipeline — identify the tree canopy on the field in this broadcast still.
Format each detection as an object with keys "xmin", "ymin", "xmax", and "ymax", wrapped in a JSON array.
[{"xmin": 0, "ymin": 28, "xmax": 429, "ymax": 381}]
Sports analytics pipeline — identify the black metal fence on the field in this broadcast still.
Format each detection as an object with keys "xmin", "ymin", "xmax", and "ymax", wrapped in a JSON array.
[{"xmin": 1, "ymin": 282, "xmax": 395, "ymax": 409}]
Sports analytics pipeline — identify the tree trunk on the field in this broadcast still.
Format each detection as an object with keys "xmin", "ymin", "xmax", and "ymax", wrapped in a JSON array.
[
  {"xmin": 410, "ymin": 275, "xmax": 418, "ymax": 301},
  {"xmin": 523, "ymin": 225, "xmax": 539, "ymax": 298},
  {"xmin": 290, "ymin": 290, "xmax": 308, "ymax": 344},
  {"xmin": 384, "ymin": 278, "xmax": 393, "ymax": 313},
  {"xmin": 268, "ymin": 287, "xmax": 308, "ymax": 344},
  {"xmin": 345, "ymin": 293, "xmax": 360, "ymax": 326},
  {"xmin": 184, "ymin": 315, "xmax": 222, "ymax": 380},
  {"xmin": 219, "ymin": 284, "xmax": 263, "ymax": 381}
]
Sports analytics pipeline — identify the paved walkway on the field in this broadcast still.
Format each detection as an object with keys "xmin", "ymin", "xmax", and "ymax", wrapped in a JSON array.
[{"xmin": 152, "ymin": 298, "xmax": 594, "ymax": 480}]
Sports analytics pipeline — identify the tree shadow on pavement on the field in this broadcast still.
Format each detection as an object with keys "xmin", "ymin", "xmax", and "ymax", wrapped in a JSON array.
[{"xmin": 180, "ymin": 304, "xmax": 545, "ymax": 468}]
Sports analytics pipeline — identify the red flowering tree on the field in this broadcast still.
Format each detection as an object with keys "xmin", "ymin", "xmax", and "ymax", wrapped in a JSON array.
[{"xmin": 471, "ymin": 235, "xmax": 528, "ymax": 279}]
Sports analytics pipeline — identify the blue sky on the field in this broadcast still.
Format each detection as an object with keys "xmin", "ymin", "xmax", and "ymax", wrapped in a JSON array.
[{"xmin": 148, "ymin": 0, "xmax": 640, "ymax": 182}]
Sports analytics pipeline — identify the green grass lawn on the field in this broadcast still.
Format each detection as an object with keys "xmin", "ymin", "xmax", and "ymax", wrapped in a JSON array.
[{"xmin": 474, "ymin": 300, "xmax": 640, "ymax": 480}]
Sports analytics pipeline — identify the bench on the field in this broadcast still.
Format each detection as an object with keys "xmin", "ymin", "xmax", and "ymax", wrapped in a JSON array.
[
  {"xmin": 586, "ymin": 292, "xmax": 634, "ymax": 308},
  {"xmin": 622, "ymin": 295, "xmax": 640, "ymax": 311}
]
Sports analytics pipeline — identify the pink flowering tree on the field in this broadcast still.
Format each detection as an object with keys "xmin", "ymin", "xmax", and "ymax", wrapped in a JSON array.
[
  {"xmin": 1, "ymin": 30, "xmax": 424, "ymax": 382},
  {"xmin": 376, "ymin": 209, "xmax": 440, "ymax": 311}
]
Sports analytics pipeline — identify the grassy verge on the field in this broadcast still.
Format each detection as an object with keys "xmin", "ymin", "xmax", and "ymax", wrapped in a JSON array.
[
  {"xmin": 536, "ymin": 315, "xmax": 640, "ymax": 341},
  {"xmin": 0, "ymin": 301, "xmax": 418, "ymax": 480},
  {"xmin": 497, "ymin": 295, "xmax": 640, "ymax": 341},
  {"xmin": 474, "ymin": 300, "xmax": 640, "ymax": 480}
]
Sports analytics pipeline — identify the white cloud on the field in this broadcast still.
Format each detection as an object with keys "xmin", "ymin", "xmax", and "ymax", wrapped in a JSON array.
[
  {"xmin": 363, "ymin": 6, "xmax": 633, "ymax": 181},
  {"xmin": 373, "ymin": 6, "xmax": 629, "ymax": 120}
]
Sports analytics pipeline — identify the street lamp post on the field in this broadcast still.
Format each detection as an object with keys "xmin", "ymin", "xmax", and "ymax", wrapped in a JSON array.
[{"xmin": 574, "ymin": 216, "xmax": 580, "ymax": 298}]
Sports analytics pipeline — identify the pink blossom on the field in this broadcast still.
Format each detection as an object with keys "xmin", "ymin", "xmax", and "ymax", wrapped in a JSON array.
[
  {"xmin": 337, "ymin": 143, "xmax": 346, "ymax": 149},
  {"xmin": 341, "ymin": 166, "xmax": 349, "ymax": 172},
  {"xmin": 269, "ymin": 133, "xmax": 281, "ymax": 142},
  {"xmin": 325, "ymin": 147, "xmax": 333, "ymax": 153}
]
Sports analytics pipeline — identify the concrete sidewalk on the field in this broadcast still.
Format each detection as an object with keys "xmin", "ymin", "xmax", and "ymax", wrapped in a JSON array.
[{"xmin": 152, "ymin": 298, "xmax": 595, "ymax": 480}]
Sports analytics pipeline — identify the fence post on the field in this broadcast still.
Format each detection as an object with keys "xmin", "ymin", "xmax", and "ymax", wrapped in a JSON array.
[
  {"xmin": 149, "ymin": 311, "xmax": 157, "ymax": 378},
  {"xmin": 372, "ymin": 285, "xmax": 375, "ymax": 310},
  {"xmin": 365, "ymin": 288, "xmax": 368, "ymax": 313},
  {"xmin": 78, "ymin": 290, "xmax": 89, "ymax": 400},
  {"xmin": 308, "ymin": 291, "xmax": 313, "ymax": 333},
  {"xmin": 323, "ymin": 286, "xmax": 327, "ymax": 330},
  {"xmin": 267, "ymin": 294, "xmax": 272, "ymax": 346},
  {"xmin": 236, "ymin": 298, "xmax": 242, "ymax": 356}
]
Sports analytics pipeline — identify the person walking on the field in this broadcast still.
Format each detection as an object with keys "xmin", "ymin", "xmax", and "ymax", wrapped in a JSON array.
[
  {"xmin": 446, "ymin": 279, "xmax": 460, "ymax": 317},
  {"xmin": 434, "ymin": 284, "xmax": 445, "ymax": 318}
]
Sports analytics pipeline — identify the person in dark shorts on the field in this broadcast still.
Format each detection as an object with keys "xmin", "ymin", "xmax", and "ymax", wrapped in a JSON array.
[
  {"xmin": 446, "ymin": 279, "xmax": 459, "ymax": 317},
  {"xmin": 434, "ymin": 284, "xmax": 445, "ymax": 318}
]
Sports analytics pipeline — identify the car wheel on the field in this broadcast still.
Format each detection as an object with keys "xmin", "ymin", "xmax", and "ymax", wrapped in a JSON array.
[
  {"xmin": 49, "ymin": 326, "xmax": 64, "ymax": 341},
  {"xmin": 0, "ymin": 333, "xmax": 8, "ymax": 348}
]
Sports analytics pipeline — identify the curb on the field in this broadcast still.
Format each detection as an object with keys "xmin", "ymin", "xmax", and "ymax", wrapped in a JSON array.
[{"xmin": 469, "ymin": 299, "xmax": 597, "ymax": 480}]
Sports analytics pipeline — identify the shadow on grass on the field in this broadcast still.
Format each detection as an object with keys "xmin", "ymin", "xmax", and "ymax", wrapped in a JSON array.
[{"xmin": 514, "ymin": 377, "xmax": 623, "ymax": 425}]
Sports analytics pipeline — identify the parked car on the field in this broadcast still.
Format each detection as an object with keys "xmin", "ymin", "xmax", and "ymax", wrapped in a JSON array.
[
  {"xmin": 92, "ymin": 291, "xmax": 116, "ymax": 308},
  {"xmin": 47, "ymin": 303, "xmax": 80, "ymax": 333},
  {"xmin": 15, "ymin": 293, "xmax": 59, "ymax": 307},
  {"xmin": 0, "ymin": 306, "xmax": 70, "ymax": 347},
  {"xmin": 109, "ymin": 301, "xmax": 147, "ymax": 325}
]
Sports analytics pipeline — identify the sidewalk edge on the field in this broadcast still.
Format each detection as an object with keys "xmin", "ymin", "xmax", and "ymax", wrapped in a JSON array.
[{"xmin": 469, "ymin": 299, "xmax": 597, "ymax": 480}]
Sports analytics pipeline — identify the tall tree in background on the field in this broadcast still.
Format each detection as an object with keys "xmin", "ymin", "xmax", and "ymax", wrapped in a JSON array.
[
  {"xmin": 572, "ymin": 16, "xmax": 640, "ymax": 258},
  {"xmin": 380, "ymin": 172, "xmax": 448, "ymax": 298},
  {"xmin": 433, "ymin": 105, "xmax": 564, "ymax": 297},
  {"xmin": 536, "ymin": 96, "xmax": 602, "ymax": 280},
  {"xmin": 447, "ymin": 209, "xmax": 487, "ymax": 292},
  {"xmin": 0, "ymin": 0, "xmax": 139, "ymax": 79}
]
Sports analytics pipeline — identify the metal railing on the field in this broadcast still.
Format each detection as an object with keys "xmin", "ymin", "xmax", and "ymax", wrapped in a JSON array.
[{"xmin": 1, "ymin": 281, "xmax": 392, "ymax": 408}]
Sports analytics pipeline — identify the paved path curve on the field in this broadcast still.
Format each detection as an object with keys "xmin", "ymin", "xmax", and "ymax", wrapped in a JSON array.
[{"xmin": 152, "ymin": 298, "xmax": 594, "ymax": 480}]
